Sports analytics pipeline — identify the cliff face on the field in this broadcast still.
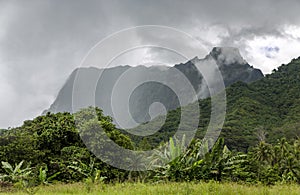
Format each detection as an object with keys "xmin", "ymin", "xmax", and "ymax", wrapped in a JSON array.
[
  {"xmin": 208, "ymin": 47, "xmax": 263, "ymax": 85},
  {"xmin": 45, "ymin": 47, "xmax": 263, "ymax": 128}
]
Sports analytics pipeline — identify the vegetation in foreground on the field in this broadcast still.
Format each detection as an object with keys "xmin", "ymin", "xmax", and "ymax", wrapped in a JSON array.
[{"xmin": 0, "ymin": 106, "xmax": 299, "ymax": 194}]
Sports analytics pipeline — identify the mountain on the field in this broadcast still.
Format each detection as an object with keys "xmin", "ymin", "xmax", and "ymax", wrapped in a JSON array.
[
  {"xmin": 45, "ymin": 47, "xmax": 263, "ymax": 128},
  {"xmin": 130, "ymin": 57, "xmax": 300, "ymax": 151}
]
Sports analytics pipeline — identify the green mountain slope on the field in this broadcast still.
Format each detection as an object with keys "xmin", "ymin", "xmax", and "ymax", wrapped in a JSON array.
[{"xmin": 130, "ymin": 57, "xmax": 300, "ymax": 151}]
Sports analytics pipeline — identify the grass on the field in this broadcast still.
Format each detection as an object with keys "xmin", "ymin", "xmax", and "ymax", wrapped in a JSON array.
[{"xmin": 1, "ymin": 182, "xmax": 299, "ymax": 195}]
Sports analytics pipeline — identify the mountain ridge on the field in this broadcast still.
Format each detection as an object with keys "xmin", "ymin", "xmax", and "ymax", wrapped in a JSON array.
[{"xmin": 45, "ymin": 47, "xmax": 263, "ymax": 128}]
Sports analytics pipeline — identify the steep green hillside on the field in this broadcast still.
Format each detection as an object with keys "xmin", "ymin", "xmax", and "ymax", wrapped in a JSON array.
[{"xmin": 130, "ymin": 57, "xmax": 300, "ymax": 151}]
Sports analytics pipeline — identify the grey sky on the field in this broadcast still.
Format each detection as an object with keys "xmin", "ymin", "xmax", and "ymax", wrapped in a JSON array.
[{"xmin": 1, "ymin": 0, "xmax": 300, "ymax": 128}]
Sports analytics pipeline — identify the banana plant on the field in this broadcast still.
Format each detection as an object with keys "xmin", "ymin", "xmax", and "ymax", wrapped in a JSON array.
[
  {"xmin": 150, "ymin": 136, "xmax": 187, "ymax": 168},
  {"xmin": 38, "ymin": 165, "xmax": 60, "ymax": 185},
  {"xmin": 68, "ymin": 157, "xmax": 106, "ymax": 183},
  {"xmin": 68, "ymin": 157, "xmax": 106, "ymax": 193},
  {"xmin": 0, "ymin": 160, "xmax": 32, "ymax": 183}
]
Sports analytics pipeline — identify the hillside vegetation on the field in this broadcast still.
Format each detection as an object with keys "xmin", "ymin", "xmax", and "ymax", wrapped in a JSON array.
[{"xmin": 131, "ymin": 57, "xmax": 300, "ymax": 151}]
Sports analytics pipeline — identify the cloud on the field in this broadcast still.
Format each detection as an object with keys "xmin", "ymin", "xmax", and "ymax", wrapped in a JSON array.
[
  {"xmin": 245, "ymin": 35, "xmax": 300, "ymax": 73},
  {"xmin": 260, "ymin": 46, "xmax": 280, "ymax": 59},
  {"xmin": 0, "ymin": 0, "xmax": 300, "ymax": 128}
]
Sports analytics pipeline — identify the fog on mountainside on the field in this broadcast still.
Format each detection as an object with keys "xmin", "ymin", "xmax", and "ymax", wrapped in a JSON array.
[{"xmin": 45, "ymin": 47, "xmax": 263, "ymax": 128}]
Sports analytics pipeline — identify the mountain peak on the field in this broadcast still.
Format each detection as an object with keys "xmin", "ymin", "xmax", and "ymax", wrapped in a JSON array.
[{"xmin": 208, "ymin": 47, "xmax": 247, "ymax": 65}]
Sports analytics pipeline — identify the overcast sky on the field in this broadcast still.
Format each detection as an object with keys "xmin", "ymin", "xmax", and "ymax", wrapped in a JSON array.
[{"xmin": 1, "ymin": 0, "xmax": 300, "ymax": 129}]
